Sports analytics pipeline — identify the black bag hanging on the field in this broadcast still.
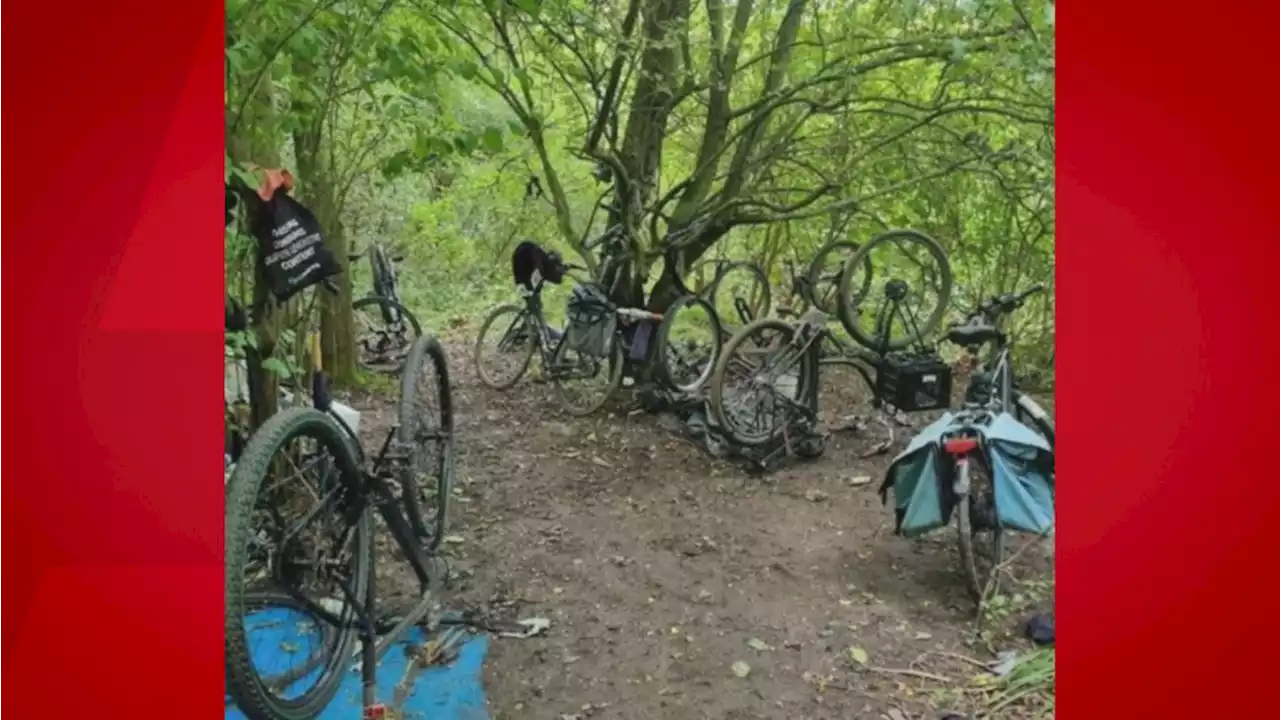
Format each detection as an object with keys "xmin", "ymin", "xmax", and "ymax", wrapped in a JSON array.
[{"xmin": 249, "ymin": 187, "xmax": 342, "ymax": 302}]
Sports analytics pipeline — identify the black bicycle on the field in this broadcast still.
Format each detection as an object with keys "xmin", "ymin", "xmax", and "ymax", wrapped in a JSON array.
[
  {"xmin": 225, "ymin": 314, "xmax": 454, "ymax": 719},
  {"xmin": 474, "ymin": 251, "xmax": 722, "ymax": 413},
  {"xmin": 349, "ymin": 240, "xmax": 421, "ymax": 373},
  {"xmin": 918, "ymin": 283, "xmax": 1054, "ymax": 604}
]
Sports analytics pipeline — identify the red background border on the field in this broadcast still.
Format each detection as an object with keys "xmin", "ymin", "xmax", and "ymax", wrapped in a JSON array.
[{"xmin": 4, "ymin": 0, "xmax": 1279, "ymax": 716}]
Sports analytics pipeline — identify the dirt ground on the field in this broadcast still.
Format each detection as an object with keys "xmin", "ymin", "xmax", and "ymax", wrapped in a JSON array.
[{"xmin": 352, "ymin": 339, "xmax": 1055, "ymax": 720}]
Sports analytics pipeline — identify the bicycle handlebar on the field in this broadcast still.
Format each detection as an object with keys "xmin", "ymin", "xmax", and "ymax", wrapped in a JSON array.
[{"xmin": 974, "ymin": 283, "xmax": 1046, "ymax": 320}]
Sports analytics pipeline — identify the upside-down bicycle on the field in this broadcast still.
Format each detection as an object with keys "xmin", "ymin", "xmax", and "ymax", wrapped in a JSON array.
[
  {"xmin": 348, "ymin": 236, "xmax": 421, "ymax": 373},
  {"xmin": 224, "ymin": 280, "xmax": 455, "ymax": 719}
]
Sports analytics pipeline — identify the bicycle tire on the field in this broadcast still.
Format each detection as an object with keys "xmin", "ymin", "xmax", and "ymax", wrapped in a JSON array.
[
  {"xmin": 398, "ymin": 334, "xmax": 456, "ymax": 551},
  {"xmin": 709, "ymin": 317, "xmax": 815, "ymax": 447},
  {"xmin": 955, "ymin": 458, "xmax": 1004, "ymax": 606},
  {"xmin": 708, "ymin": 261, "xmax": 772, "ymax": 327},
  {"xmin": 474, "ymin": 304, "xmax": 538, "ymax": 390},
  {"xmin": 550, "ymin": 336, "xmax": 624, "ymax": 416},
  {"xmin": 836, "ymin": 229, "xmax": 953, "ymax": 351},
  {"xmin": 353, "ymin": 295, "xmax": 422, "ymax": 372},
  {"xmin": 653, "ymin": 294, "xmax": 723, "ymax": 394},
  {"xmin": 225, "ymin": 408, "xmax": 372, "ymax": 720},
  {"xmin": 805, "ymin": 240, "xmax": 869, "ymax": 315},
  {"xmin": 235, "ymin": 590, "xmax": 339, "ymax": 696}
]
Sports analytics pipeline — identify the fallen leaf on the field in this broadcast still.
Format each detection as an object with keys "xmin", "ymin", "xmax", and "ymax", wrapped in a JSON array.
[
  {"xmin": 747, "ymin": 637, "xmax": 773, "ymax": 652},
  {"xmin": 848, "ymin": 646, "xmax": 869, "ymax": 666},
  {"xmin": 850, "ymin": 475, "xmax": 873, "ymax": 486},
  {"xmin": 731, "ymin": 661, "xmax": 751, "ymax": 678},
  {"xmin": 914, "ymin": 632, "xmax": 932, "ymax": 640},
  {"xmin": 804, "ymin": 489, "xmax": 829, "ymax": 502},
  {"xmin": 591, "ymin": 456, "xmax": 612, "ymax": 468},
  {"xmin": 442, "ymin": 535, "xmax": 466, "ymax": 545}
]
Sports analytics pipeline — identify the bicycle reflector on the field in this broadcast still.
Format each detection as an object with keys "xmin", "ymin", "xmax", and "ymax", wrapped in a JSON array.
[{"xmin": 943, "ymin": 437, "xmax": 980, "ymax": 455}]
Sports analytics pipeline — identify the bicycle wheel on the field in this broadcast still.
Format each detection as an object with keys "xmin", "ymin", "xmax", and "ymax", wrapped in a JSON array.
[
  {"xmin": 550, "ymin": 335, "xmax": 624, "ymax": 416},
  {"xmin": 225, "ymin": 408, "xmax": 372, "ymax": 720},
  {"xmin": 709, "ymin": 318, "xmax": 815, "ymax": 446},
  {"xmin": 708, "ymin": 261, "xmax": 771, "ymax": 329},
  {"xmin": 955, "ymin": 455, "xmax": 1004, "ymax": 605},
  {"xmin": 398, "ymin": 335, "xmax": 455, "ymax": 550},
  {"xmin": 805, "ymin": 240, "xmax": 871, "ymax": 315},
  {"xmin": 653, "ymin": 294, "xmax": 723, "ymax": 394},
  {"xmin": 353, "ymin": 295, "xmax": 422, "ymax": 373},
  {"xmin": 836, "ymin": 229, "xmax": 952, "ymax": 351},
  {"xmin": 474, "ymin": 304, "xmax": 538, "ymax": 390}
]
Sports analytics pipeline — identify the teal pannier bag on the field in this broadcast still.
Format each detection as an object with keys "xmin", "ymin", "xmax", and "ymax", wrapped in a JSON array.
[
  {"xmin": 880, "ymin": 411, "xmax": 1055, "ymax": 538},
  {"xmin": 983, "ymin": 412, "xmax": 1055, "ymax": 535},
  {"xmin": 880, "ymin": 412, "xmax": 956, "ymax": 537}
]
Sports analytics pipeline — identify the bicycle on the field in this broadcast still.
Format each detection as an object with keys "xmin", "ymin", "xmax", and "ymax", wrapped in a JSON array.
[
  {"xmin": 474, "ymin": 252, "xmax": 722, "ymax": 414},
  {"xmin": 708, "ymin": 230, "xmax": 955, "ymax": 458},
  {"xmin": 925, "ymin": 283, "xmax": 1054, "ymax": 604},
  {"xmin": 686, "ymin": 256, "xmax": 771, "ymax": 331},
  {"xmin": 225, "ymin": 284, "xmax": 455, "ymax": 719},
  {"xmin": 776, "ymin": 238, "xmax": 873, "ymax": 318},
  {"xmin": 348, "ymin": 239, "xmax": 422, "ymax": 373}
]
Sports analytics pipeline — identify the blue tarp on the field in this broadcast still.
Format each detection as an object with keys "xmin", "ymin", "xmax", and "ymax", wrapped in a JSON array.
[{"xmin": 226, "ymin": 606, "xmax": 490, "ymax": 720}]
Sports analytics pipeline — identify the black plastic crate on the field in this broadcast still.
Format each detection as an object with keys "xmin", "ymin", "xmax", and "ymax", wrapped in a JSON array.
[{"xmin": 875, "ymin": 352, "xmax": 952, "ymax": 412}]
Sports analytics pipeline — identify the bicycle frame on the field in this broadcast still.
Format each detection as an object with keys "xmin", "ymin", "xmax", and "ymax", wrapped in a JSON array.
[{"xmin": 272, "ymin": 330, "xmax": 443, "ymax": 713}]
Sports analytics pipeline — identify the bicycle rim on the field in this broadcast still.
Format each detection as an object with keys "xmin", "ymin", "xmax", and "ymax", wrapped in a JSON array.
[
  {"xmin": 551, "ymin": 338, "xmax": 624, "ymax": 416},
  {"xmin": 353, "ymin": 296, "xmax": 422, "ymax": 373},
  {"xmin": 655, "ymin": 295, "xmax": 722, "ymax": 394},
  {"xmin": 806, "ymin": 240, "xmax": 866, "ymax": 315},
  {"xmin": 710, "ymin": 318, "xmax": 813, "ymax": 446},
  {"xmin": 398, "ymin": 335, "xmax": 456, "ymax": 550},
  {"xmin": 709, "ymin": 262, "xmax": 771, "ymax": 328},
  {"xmin": 474, "ymin": 304, "xmax": 536, "ymax": 390},
  {"xmin": 837, "ymin": 229, "xmax": 952, "ymax": 351}
]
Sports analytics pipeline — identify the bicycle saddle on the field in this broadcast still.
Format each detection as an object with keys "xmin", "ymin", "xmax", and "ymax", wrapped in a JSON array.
[{"xmin": 945, "ymin": 322, "xmax": 1001, "ymax": 347}]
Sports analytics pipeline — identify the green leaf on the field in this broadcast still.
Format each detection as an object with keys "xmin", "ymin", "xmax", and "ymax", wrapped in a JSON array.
[
  {"xmin": 453, "ymin": 132, "xmax": 478, "ymax": 155},
  {"xmin": 514, "ymin": 68, "xmax": 533, "ymax": 95},
  {"xmin": 481, "ymin": 127, "xmax": 504, "ymax": 153},
  {"xmin": 261, "ymin": 357, "xmax": 293, "ymax": 378},
  {"xmin": 511, "ymin": 0, "xmax": 541, "ymax": 18},
  {"xmin": 949, "ymin": 37, "xmax": 968, "ymax": 62},
  {"xmin": 847, "ymin": 646, "xmax": 869, "ymax": 666}
]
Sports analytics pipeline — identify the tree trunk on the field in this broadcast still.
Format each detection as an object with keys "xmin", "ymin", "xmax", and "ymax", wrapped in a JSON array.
[
  {"xmin": 228, "ymin": 67, "xmax": 282, "ymax": 431},
  {"xmin": 295, "ymin": 130, "xmax": 358, "ymax": 386}
]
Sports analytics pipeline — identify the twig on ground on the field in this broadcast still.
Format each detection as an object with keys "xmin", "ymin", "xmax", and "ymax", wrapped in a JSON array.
[{"xmin": 868, "ymin": 666, "xmax": 954, "ymax": 683}]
